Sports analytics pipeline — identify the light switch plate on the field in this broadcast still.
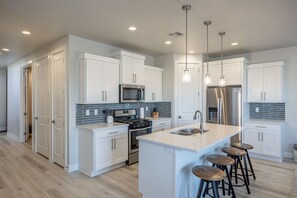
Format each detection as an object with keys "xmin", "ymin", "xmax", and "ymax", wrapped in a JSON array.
[
  {"xmin": 86, "ymin": 109, "xmax": 90, "ymax": 116},
  {"xmin": 94, "ymin": 109, "xmax": 98, "ymax": 115},
  {"xmin": 255, "ymin": 107, "xmax": 259, "ymax": 113}
]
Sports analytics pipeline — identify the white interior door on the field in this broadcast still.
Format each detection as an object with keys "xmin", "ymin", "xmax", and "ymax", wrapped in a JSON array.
[
  {"xmin": 35, "ymin": 57, "xmax": 50, "ymax": 158},
  {"xmin": 177, "ymin": 63, "xmax": 200, "ymax": 127},
  {"xmin": 52, "ymin": 50, "xmax": 66, "ymax": 167},
  {"xmin": 23, "ymin": 69, "xmax": 29, "ymax": 142}
]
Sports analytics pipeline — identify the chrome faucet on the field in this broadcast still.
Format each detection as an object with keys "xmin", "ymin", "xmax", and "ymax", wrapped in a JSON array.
[{"xmin": 193, "ymin": 110, "xmax": 204, "ymax": 133}]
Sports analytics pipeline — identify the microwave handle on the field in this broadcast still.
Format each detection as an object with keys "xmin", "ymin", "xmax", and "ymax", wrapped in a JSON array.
[{"xmin": 138, "ymin": 89, "xmax": 144, "ymax": 100}]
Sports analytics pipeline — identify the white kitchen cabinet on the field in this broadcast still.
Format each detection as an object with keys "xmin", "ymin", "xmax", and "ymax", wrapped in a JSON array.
[
  {"xmin": 247, "ymin": 61, "xmax": 284, "ymax": 103},
  {"xmin": 243, "ymin": 121, "xmax": 284, "ymax": 162},
  {"xmin": 78, "ymin": 123, "xmax": 128, "ymax": 177},
  {"xmin": 203, "ymin": 58, "xmax": 246, "ymax": 86},
  {"xmin": 79, "ymin": 53, "xmax": 119, "ymax": 104},
  {"xmin": 111, "ymin": 50, "xmax": 145, "ymax": 85},
  {"xmin": 144, "ymin": 65, "xmax": 163, "ymax": 102},
  {"xmin": 149, "ymin": 118, "xmax": 172, "ymax": 132}
]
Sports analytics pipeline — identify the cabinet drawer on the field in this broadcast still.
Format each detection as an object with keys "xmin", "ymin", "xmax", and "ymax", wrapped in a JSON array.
[
  {"xmin": 153, "ymin": 125, "xmax": 171, "ymax": 132},
  {"xmin": 244, "ymin": 122, "xmax": 281, "ymax": 131},
  {"xmin": 94, "ymin": 126, "xmax": 128, "ymax": 139},
  {"xmin": 152, "ymin": 120, "xmax": 171, "ymax": 128}
]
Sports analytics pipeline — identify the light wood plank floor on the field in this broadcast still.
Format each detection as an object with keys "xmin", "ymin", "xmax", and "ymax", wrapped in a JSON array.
[{"xmin": 0, "ymin": 134, "xmax": 296, "ymax": 198}]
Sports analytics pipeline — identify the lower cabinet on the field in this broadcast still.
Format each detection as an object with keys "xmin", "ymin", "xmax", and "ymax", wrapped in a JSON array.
[
  {"xmin": 151, "ymin": 118, "xmax": 172, "ymax": 132},
  {"xmin": 244, "ymin": 121, "xmax": 284, "ymax": 162},
  {"xmin": 78, "ymin": 124, "xmax": 128, "ymax": 177}
]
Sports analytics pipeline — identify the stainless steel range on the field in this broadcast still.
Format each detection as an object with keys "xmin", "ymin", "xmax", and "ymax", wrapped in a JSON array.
[{"xmin": 114, "ymin": 109, "xmax": 152, "ymax": 165}]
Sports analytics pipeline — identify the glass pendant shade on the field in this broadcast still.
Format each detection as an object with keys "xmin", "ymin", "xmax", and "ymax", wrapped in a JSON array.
[
  {"xmin": 183, "ymin": 69, "xmax": 191, "ymax": 82},
  {"xmin": 204, "ymin": 73, "xmax": 211, "ymax": 85},
  {"xmin": 219, "ymin": 74, "xmax": 226, "ymax": 87}
]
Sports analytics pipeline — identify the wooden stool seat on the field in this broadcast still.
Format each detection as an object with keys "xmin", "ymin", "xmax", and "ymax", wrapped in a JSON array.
[
  {"xmin": 222, "ymin": 147, "xmax": 246, "ymax": 156},
  {"xmin": 206, "ymin": 154, "xmax": 235, "ymax": 166},
  {"xmin": 231, "ymin": 142, "xmax": 254, "ymax": 150},
  {"xmin": 192, "ymin": 165, "xmax": 224, "ymax": 181}
]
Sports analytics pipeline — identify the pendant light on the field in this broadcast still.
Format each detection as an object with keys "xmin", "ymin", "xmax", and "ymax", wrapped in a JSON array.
[
  {"xmin": 182, "ymin": 5, "xmax": 191, "ymax": 83},
  {"xmin": 204, "ymin": 21, "xmax": 212, "ymax": 85},
  {"xmin": 219, "ymin": 32, "xmax": 226, "ymax": 87}
]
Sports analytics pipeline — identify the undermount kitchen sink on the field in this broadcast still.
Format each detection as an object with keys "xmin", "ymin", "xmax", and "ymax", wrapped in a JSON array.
[{"xmin": 170, "ymin": 128, "xmax": 210, "ymax": 136}]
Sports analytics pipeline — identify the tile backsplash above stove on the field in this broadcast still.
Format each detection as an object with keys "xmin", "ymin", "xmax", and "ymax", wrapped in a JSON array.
[
  {"xmin": 76, "ymin": 102, "xmax": 171, "ymax": 125},
  {"xmin": 249, "ymin": 103, "xmax": 285, "ymax": 120}
]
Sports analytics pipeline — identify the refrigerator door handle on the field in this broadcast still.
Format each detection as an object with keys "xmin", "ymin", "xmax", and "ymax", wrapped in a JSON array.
[{"xmin": 218, "ymin": 98, "xmax": 222, "ymax": 124}]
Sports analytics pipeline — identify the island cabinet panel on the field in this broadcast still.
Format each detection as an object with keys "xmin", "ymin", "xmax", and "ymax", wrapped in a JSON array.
[
  {"xmin": 79, "ymin": 53, "xmax": 119, "ymax": 104},
  {"xmin": 244, "ymin": 121, "xmax": 284, "ymax": 162},
  {"xmin": 144, "ymin": 65, "xmax": 163, "ymax": 102},
  {"xmin": 78, "ymin": 124, "xmax": 128, "ymax": 177},
  {"xmin": 111, "ymin": 50, "xmax": 145, "ymax": 85},
  {"xmin": 247, "ymin": 61, "xmax": 284, "ymax": 103}
]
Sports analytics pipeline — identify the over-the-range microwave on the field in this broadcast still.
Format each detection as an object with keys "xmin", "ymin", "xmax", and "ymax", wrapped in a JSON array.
[{"xmin": 120, "ymin": 84, "xmax": 145, "ymax": 103}]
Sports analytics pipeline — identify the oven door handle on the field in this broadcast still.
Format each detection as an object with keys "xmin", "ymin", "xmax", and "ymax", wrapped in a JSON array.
[{"xmin": 129, "ymin": 126, "xmax": 152, "ymax": 132}]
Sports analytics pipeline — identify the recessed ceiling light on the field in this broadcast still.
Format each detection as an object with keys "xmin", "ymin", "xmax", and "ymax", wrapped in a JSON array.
[
  {"xmin": 22, "ymin": 30, "xmax": 31, "ymax": 35},
  {"xmin": 2, "ymin": 48, "xmax": 10, "ymax": 52},
  {"xmin": 231, "ymin": 42, "xmax": 238, "ymax": 46},
  {"xmin": 189, "ymin": 51, "xmax": 195, "ymax": 53},
  {"xmin": 165, "ymin": 41, "xmax": 172, "ymax": 45},
  {"xmin": 129, "ymin": 26, "xmax": 137, "ymax": 31}
]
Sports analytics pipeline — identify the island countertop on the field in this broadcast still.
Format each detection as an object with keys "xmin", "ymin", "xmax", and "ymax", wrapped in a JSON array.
[{"xmin": 137, "ymin": 123, "xmax": 242, "ymax": 153}]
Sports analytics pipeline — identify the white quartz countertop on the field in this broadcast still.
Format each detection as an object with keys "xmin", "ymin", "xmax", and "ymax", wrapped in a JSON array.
[
  {"xmin": 137, "ymin": 123, "xmax": 242, "ymax": 153},
  {"xmin": 146, "ymin": 117, "xmax": 171, "ymax": 121},
  {"xmin": 245, "ymin": 119, "xmax": 286, "ymax": 124},
  {"xmin": 77, "ymin": 122, "xmax": 128, "ymax": 131}
]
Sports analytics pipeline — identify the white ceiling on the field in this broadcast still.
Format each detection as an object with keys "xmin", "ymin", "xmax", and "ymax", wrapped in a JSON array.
[{"xmin": 1, "ymin": 0, "xmax": 297, "ymax": 67}]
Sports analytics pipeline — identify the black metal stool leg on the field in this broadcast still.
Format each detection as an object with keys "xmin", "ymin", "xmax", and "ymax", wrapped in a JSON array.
[
  {"xmin": 246, "ymin": 151, "xmax": 256, "ymax": 180},
  {"xmin": 225, "ymin": 168, "xmax": 236, "ymax": 198},
  {"xmin": 202, "ymin": 182, "xmax": 209, "ymax": 197},
  {"xmin": 212, "ymin": 181, "xmax": 220, "ymax": 198},
  {"xmin": 234, "ymin": 157, "xmax": 238, "ymax": 184},
  {"xmin": 197, "ymin": 179, "xmax": 205, "ymax": 198},
  {"xmin": 238, "ymin": 157, "xmax": 250, "ymax": 194},
  {"xmin": 243, "ymin": 155, "xmax": 250, "ymax": 185}
]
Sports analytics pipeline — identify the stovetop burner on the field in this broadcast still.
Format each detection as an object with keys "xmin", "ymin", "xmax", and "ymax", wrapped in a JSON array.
[{"xmin": 113, "ymin": 109, "xmax": 152, "ymax": 129}]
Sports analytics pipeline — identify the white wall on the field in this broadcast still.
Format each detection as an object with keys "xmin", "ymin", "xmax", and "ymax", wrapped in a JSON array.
[
  {"xmin": 224, "ymin": 46, "xmax": 297, "ymax": 155},
  {"xmin": 0, "ymin": 69, "xmax": 7, "ymax": 131}
]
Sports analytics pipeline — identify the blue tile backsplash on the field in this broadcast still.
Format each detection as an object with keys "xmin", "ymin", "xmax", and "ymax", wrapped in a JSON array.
[
  {"xmin": 76, "ymin": 102, "xmax": 171, "ymax": 125},
  {"xmin": 249, "ymin": 103, "xmax": 285, "ymax": 120}
]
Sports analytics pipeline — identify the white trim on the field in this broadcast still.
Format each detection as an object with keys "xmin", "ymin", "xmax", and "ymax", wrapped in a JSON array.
[
  {"xmin": 111, "ymin": 50, "xmax": 145, "ymax": 60},
  {"xmin": 79, "ymin": 53, "xmax": 120, "ymax": 64},
  {"xmin": 7, "ymin": 131, "xmax": 20, "ymax": 142},
  {"xmin": 284, "ymin": 151, "xmax": 293, "ymax": 159},
  {"xmin": 66, "ymin": 164, "xmax": 79, "ymax": 172},
  {"xmin": 249, "ymin": 152, "xmax": 283, "ymax": 163},
  {"xmin": 247, "ymin": 61, "xmax": 284, "ymax": 69},
  {"xmin": 204, "ymin": 57, "xmax": 246, "ymax": 66},
  {"xmin": 0, "ymin": 127, "xmax": 7, "ymax": 131}
]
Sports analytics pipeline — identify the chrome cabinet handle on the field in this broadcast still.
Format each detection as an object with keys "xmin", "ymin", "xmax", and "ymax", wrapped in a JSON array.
[
  {"xmin": 105, "ymin": 91, "xmax": 107, "ymax": 101},
  {"xmin": 264, "ymin": 92, "xmax": 266, "ymax": 101},
  {"xmin": 159, "ymin": 123, "xmax": 166, "ymax": 126},
  {"xmin": 102, "ymin": 90, "xmax": 105, "ymax": 101},
  {"xmin": 258, "ymin": 132, "xmax": 260, "ymax": 141},
  {"xmin": 111, "ymin": 139, "xmax": 113, "ymax": 150},
  {"xmin": 260, "ymin": 92, "xmax": 263, "ymax": 101},
  {"xmin": 262, "ymin": 132, "xmax": 264, "ymax": 142},
  {"xmin": 114, "ymin": 139, "xmax": 116, "ymax": 149},
  {"xmin": 108, "ymin": 131, "xmax": 119, "ymax": 135},
  {"xmin": 135, "ymin": 74, "xmax": 137, "ymax": 83},
  {"xmin": 255, "ymin": 126, "xmax": 266, "ymax": 128}
]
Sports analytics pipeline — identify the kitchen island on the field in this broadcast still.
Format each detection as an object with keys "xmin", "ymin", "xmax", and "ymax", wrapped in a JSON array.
[{"xmin": 137, "ymin": 123, "xmax": 242, "ymax": 198}]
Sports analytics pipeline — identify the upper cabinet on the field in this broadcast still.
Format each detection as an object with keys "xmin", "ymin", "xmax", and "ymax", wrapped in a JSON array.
[
  {"xmin": 79, "ymin": 53, "xmax": 119, "ymax": 104},
  {"xmin": 247, "ymin": 61, "xmax": 284, "ymax": 103},
  {"xmin": 111, "ymin": 50, "xmax": 145, "ymax": 85},
  {"xmin": 144, "ymin": 65, "xmax": 163, "ymax": 102},
  {"xmin": 203, "ymin": 58, "xmax": 246, "ymax": 86}
]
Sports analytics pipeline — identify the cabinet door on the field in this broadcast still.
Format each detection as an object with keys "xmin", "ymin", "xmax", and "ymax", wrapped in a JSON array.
[
  {"xmin": 85, "ymin": 59, "xmax": 104, "ymax": 103},
  {"xmin": 103, "ymin": 62, "xmax": 119, "ymax": 103},
  {"xmin": 247, "ymin": 68, "xmax": 263, "ymax": 102},
  {"xmin": 144, "ymin": 69, "xmax": 153, "ymax": 102},
  {"xmin": 154, "ymin": 70, "xmax": 163, "ymax": 102},
  {"xmin": 95, "ymin": 137, "xmax": 113, "ymax": 170},
  {"xmin": 112, "ymin": 134, "xmax": 128, "ymax": 165},
  {"xmin": 261, "ymin": 130, "xmax": 281, "ymax": 157},
  {"xmin": 244, "ymin": 129, "xmax": 262, "ymax": 154},
  {"xmin": 207, "ymin": 65, "xmax": 221, "ymax": 86},
  {"xmin": 263, "ymin": 66, "xmax": 283, "ymax": 102},
  {"xmin": 224, "ymin": 62, "xmax": 242, "ymax": 85},
  {"xmin": 122, "ymin": 56, "xmax": 133, "ymax": 84},
  {"xmin": 132, "ymin": 58, "xmax": 144, "ymax": 85}
]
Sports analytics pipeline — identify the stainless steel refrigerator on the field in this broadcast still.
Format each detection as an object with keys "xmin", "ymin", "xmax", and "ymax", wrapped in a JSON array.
[{"xmin": 206, "ymin": 85, "xmax": 242, "ymax": 142}]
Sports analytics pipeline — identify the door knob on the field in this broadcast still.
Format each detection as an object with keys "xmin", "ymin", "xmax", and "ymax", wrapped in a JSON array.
[{"xmin": 178, "ymin": 116, "xmax": 182, "ymax": 119}]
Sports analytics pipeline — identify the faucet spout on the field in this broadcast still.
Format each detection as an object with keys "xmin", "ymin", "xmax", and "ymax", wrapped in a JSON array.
[{"xmin": 193, "ymin": 110, "xmax": 204, "ymax": 133}]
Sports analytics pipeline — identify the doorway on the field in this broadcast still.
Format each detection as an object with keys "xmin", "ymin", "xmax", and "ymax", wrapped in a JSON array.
[{"xmin": 23, "ymin": 65, "xmax": 33, "ymax": 146}]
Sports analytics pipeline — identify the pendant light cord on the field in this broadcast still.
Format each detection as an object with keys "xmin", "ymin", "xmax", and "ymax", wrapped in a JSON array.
[
  {"xmin": 220, "ymin": 33, "xmax": 224, "ymax": 76},
  {"xmin": 206, "ymin": 23, "xmax": 209, "ymax": 74},
  {"xmin": 185, "ymin": 6, "xmax": 188, "ymax": 71}
]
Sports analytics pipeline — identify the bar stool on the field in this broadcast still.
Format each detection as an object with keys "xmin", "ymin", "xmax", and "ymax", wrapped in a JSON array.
[
  {"xmin": 192, "ymin": 165, "xmax": 225, "ymax": 198},
  {"xmin": 206, "ymin": 154, "xmax": 236, "ymax": 198},
  {"xmin": 231, "ymin": 142, "xmax": 256, "ymax": 184},
  {"xmin": 221, "ymin": 147, "xmax": 251, "ymax": 194}
]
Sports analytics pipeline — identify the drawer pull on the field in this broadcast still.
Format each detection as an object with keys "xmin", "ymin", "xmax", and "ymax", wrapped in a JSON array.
[
  {"xmin": 108, "ymin": 131, "xmax": 119, "ymax": 135},
  {"xmin": 255, "ymin": 126, "xmax": 266, "ymax": 128},
  {"xmin": 159, "ymin": 123, "xmax": 167, "ymax": 126}
]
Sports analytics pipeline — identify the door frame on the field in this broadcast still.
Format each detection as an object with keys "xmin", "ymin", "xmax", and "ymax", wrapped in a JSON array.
[{"xmin": 20, "ymin": 62, "xmax": 34, "ymax": 148}]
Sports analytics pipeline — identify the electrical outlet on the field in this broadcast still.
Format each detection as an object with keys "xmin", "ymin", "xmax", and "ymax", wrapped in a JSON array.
[
  {"xmin": 86, "ymin": 109, "xmax": 90, "ymax": 116},
  {"xmin": 255, "ymin": 107, "xmax": 259, "ymax": 113},
  {"xmin": 94, "ymin": 109, "xmax": 98, "ymax": 115},
  {"xmin": 145, "ymin": 107, "xmax": 148, "ymax": 111}
]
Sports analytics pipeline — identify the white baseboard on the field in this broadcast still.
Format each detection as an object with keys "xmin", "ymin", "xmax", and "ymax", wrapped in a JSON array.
[
  {"xmin": 284, "ymin": 151, "xmax": 293, "ymax": 159},
  {"xmin": 0, "ymin": 126, "xmax": 7, "ymax": 131},
  {"xmin": 67, "ymin": 164, "xmax": 79, "ymax": 172},
  {"xmin": 7, "ymin": 131, "xmax": 20, "ymax": 142}
]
